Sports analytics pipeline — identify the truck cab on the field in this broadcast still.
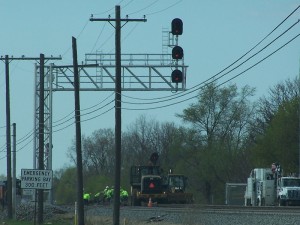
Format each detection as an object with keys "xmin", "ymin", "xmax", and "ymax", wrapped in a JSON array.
[
  {"xmin": 277, "ymin": 177, "xmax": 300, "ymax": 206},
  {"xmin": 164, "ymin": 174, "xmax": 186, "ymax": 193}
]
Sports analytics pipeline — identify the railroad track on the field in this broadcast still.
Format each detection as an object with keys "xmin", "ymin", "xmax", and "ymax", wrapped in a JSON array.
[
  {"xmin": 125, "ymin": 204, "xmax": 300, "ymax": 215},
  {"xmin": 84, "ymin": 203, "xmax": 300, "ymax": 225}
]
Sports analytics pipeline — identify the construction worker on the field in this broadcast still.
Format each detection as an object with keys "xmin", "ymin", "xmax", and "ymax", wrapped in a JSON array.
[
  {"xmin": 107, "ymin": 186, "xmax": 114, "ymax": 202},
  {"xmin": 94, "ymin": 192, "xmax": 101, "ymax": 204},
  {"xmin": 103, "ymin": 186, "xmax": 109, "ymax": 201},
  {"xmin": 83, "ymin": 192, "xmax": 91, "ymax": 205},
  {"xmin": 120, "ymin": 188, "xmax": 129, "ymax": 204}
]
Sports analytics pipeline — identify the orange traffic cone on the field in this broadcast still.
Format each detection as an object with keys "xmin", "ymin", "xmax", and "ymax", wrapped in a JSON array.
[{"xmin": 148, "ymin": 197, "xmax": 152, "ymax": 207}]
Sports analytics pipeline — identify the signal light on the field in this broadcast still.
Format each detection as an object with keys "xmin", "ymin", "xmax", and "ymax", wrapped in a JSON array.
[
  {"xmin": 172, "ymin": 46, "xmax": 183, "ymax": 60},
  {"xmin": 171, "ymin": 18, "xmax": 183, "ymax": 35},
  {"xmin": 150, "ymin": 152, "xmax": 159, "ymax": 165},
  {"xmin": 171, "ymin": 69, "xmax": 183, "ymax": 83}
]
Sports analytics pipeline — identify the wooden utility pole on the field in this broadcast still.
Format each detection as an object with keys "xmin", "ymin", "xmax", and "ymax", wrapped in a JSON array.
[
  {"xmin": 72, "ymin": 37, "xmax": 85, "ymax": 225},
  {"xmin": 90, "ymin": 6, "xmax": 146, "ymax": 225},
  {"xmin": 114, "ymin": 6, "xmax": 122, "ymax": 225},
  {"xmin": 12, "ymin": 123, "xmax": 16, "ymax": 219},
  {"xmin": 5, "ymin": 55, "xmax": 12, "ymax": 219}
]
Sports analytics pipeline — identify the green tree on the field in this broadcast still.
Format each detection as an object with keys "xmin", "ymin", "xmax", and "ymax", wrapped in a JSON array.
[
  {"xmin": 54, "ymin": 167, "xmax": 77, "ymax": 204},
  {"xmin": 253, "ymin": 98, "xmax": 299, "ymax": 172},
  {"xmin": 177, "ymin": 83, "xmax": 256, "ymax": 204},
  {"xmin": 251, "ymin": 77, "xmax": 299, "ymax": 173}
]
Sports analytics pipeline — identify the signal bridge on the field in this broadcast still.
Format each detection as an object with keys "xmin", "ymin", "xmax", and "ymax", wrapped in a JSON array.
[{"xmin": 33, "ymin": 51, "xmax": 188, "ymax": 169}]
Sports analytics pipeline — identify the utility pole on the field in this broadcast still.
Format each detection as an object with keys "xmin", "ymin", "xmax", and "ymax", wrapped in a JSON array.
[
  {"xmin": 12, "ymin": 123, "xmax": 16, "ymax": 219},
  {"xmin": 90, "ymin": 6, "xmax": 146, "ymax": 225},
  {"xmin": 5, "ymin": 55, "xmax": 12, "ymax": 219},
  {"xmin": 72, "ymin": 37, "xmax": 85, "ymax": 225},
  {"xmin": 0, "ymin": 54, "xmax": 61, "ymax": 220}
]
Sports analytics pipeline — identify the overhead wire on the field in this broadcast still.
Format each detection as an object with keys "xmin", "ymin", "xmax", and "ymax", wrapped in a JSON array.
[
  {"xmin": 126, "ymin": 0, "xmax": 160, "ymax": 16},
  {"xmin": 215, "ymin": 33, "xmax": 300, "ymax": 89},
  {"xmin": 0, "ymin": 135, "xmax": 35, "ymax": 161},
  {"xmin": 0, "ymin": 92, "xmax": 115, "ymax": 156},
  {"xmin": 121, "ymin": 19, "xmax": 300, "ymax": 106},
  {"xmin": 52, "ymin": 98, "xmax": 115, "ymax": 131},
  {"xmin": 122, "ymin": 4, "xmax": 300, "ymax": 102},
  {"xmin": 0, "ymin": 1, "xmax": 138, "ymax": 162},
  {"xmin": 2, "ymin": 3, "xmax": 298, "ymax": 162},
  {"xmin": 120, "ymin": 32, "xmax": 300, "ymax": 111},
  {"xmin": 121, "ymin": 0, "xmax": 135, "ymax": 10},
  {"xmin": 88, "ymin": 22, "xmax": 107, "ymax": 57},
  {"xmin": 0, "ymin": 129, "xmax": 34, "ymax": 153},
  {"xmin": 62, "ymin": 20, "xmax": 90, "ymax": 58},
  {"xmin": 53, "ymin": 92, "xmax": 114, "ymax": 125},
  {"xmin": 144, "ymin": 0, "xmax": 183, "ymax": 16},
  {"xmin": 91, "ymin": 0, "xmax": 126, "ymax": 16},
  {"xmin": 53, "ymin": 105, "xmax": 115, "ymax": 133}
]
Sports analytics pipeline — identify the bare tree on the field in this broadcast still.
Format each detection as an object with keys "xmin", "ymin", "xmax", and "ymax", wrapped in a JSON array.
[{"xmin": 67, "ymin": 128, "xmax": 115, "ymax": 176}]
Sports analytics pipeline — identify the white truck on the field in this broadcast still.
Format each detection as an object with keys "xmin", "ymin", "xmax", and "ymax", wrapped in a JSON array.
[{"xmin": 244, "ymin": 164, "xmax": 300, "ymax": 206}]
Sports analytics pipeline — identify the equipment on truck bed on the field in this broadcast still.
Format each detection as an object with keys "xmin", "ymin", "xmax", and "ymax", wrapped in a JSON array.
[{"xmin": 244, "ymin": 163, "xmax": 300, "ymax": 206}]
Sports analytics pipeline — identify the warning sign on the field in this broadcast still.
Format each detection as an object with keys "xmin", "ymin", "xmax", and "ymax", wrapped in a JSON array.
[{"xmin": 21, "ymin": 169, "xmax": 53, "ymax": 190}]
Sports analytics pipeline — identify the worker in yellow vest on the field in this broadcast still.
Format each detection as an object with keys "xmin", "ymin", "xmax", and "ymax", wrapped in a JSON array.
[{"xmin": 83, "ymin": 192, "xmax": 91, "ymax": 205}]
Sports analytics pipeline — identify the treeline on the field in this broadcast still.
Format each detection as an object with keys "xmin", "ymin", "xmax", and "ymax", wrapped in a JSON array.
[{"xmin": 53, "ymin": 77, "xmax": 299, "ymax": 204}]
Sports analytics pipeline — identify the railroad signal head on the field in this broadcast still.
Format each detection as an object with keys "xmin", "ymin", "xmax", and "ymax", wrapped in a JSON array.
[
  {"xmin": 150, "ymin": 152, "xmax": 159, "ymax": 165},
  {"xmin": 171, "ymin": 18, "xmax": 183, "ymax": 35},
  {"xmin": 171, "ymin": 69, "xmax": 183, "ymax": 83},
  {"xmin": 172, "ymin": 46, "xmax": 184, "ymax": 60}
]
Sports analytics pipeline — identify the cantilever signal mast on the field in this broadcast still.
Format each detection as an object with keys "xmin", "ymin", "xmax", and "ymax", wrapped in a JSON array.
[{"xmin": 90, "ymin": 5, "xmax": 146, "ymax": 225}]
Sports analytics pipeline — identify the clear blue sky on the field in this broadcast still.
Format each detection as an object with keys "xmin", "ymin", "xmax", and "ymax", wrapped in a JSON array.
[{"xmin": 0, "ymin": 0, "xmax": 299, "ymax": 176}]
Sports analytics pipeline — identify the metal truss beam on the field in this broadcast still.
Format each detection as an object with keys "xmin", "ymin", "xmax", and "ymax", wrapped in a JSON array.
[{"xmin": 34, "ymin": 53, "xmax": 188, "ymax": 170}]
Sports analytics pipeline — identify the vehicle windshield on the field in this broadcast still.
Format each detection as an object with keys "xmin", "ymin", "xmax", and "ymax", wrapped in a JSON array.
[
  {"xmin": 169, "ymin": 176, "xmax": 184, "ymax": 188},
  {"xmin": 283, "ymin": 178, "xmax": 300, "ymax": 187}
]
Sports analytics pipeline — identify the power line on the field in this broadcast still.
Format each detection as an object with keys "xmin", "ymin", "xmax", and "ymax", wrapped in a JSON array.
[
  {"xmin": 0, "ymin": 94, "xmax": 115, "ymax": 154},
  {"xmin": 127, "ymin": 0, "xmax": 159, "ymax": 15},
  {"xmin": 91, "ymin": 0, "xmax": 126, "ymax": 16},
  {"xmin": 121, "ymin": 19, "xmax": 300, "ymax": 106},
  {"xmin": 122, "ymin": 5, "xmax": 300, "ymax": 102},
  {"xmin": 62, "ymin": 20, "xmax": 90, "ymax": 57},
  {"xmin": 52, "ymin": 99, "xmax": 115, "ymax": 131},
  {"xmin": 121, "ymin": 33, "xmax": 300, "ymax": 111},
  {"xmin": 53, "ymin": 92, "xmax": 114, "ymax": 125},
  {"xmin": 145, "ymin": 0, "xmax": 182, "ymax": 16}
]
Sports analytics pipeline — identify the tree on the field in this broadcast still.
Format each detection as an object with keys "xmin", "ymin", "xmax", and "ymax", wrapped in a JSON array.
[
  {"xmin": 177, "ymin": 83, "xmax": 256, "ymax": 203},
  {"xmin": 122, "ymin": 115, "xmax": 179, "ymax": 168},
  {"xmin": 250, "ymin": 77, "xmax": 299, "ymax": 171},
  {"xmin": 122, "ymin": 115, "xmax": 160, "ymax": 166},
  {"xmin": 67, "ymin": 128, "xmax": 115, "ymax": 176},
  {"xmin": 253, "ymin": 98, "xmax": 299, "ymax": 172},
  {"xmin": 54, "ymin": 167, "xmax": 77, "ymax": 204},
  {"xmin": 256, "ymin": 77, "xmax": 299, "ymax": 134}
]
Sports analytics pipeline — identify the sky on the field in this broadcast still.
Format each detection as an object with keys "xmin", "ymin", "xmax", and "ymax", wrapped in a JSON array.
[{"xmin": 0, "ymin": 0, "xmax": 299, "ymax": 177}]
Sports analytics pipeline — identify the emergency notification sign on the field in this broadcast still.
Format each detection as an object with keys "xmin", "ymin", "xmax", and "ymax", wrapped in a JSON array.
[{"xmin": 21, "ymin": 169, "xmax": 53, "ymax": 190}]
